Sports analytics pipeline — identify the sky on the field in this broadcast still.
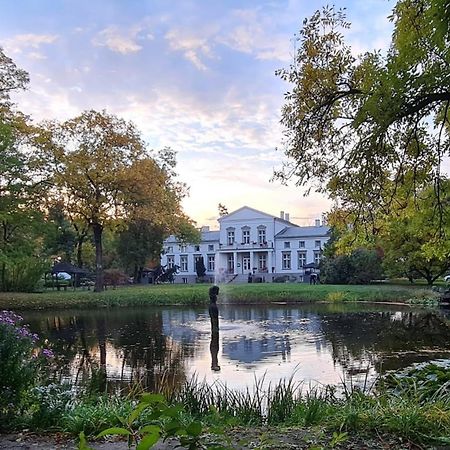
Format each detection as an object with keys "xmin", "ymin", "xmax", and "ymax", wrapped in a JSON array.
[{"xmin": 1, "ymin": 0, "xmax": 395, "ymax": 228}]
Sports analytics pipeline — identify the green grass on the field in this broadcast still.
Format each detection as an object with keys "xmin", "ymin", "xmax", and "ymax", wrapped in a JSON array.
[{"xmin": 0, "ymin": 282, "xmax": 437, "ymax": 310}]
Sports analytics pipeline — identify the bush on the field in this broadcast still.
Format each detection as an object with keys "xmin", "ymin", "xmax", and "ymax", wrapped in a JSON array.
[
  {"xmin": 321, "ymin": 248, "xmax": 383, "ymax": 284},
  {"xmin": 0, "ymin": 257, "xmax": 48, "ymax": 292},
  {"xmin": 0, "ymin": 310, "xmax": 53, "ymax": 419}
]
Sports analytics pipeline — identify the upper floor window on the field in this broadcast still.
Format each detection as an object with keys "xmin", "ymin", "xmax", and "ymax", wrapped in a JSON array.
[
  {"xmin": 315, "ymin": 240, "xmax": 321, "ymax": 248},
  {"xmin": 208, "ymin": 244, "xmax": 214, "ymax": 251},
  {"xmin": 194, "ymin": 245, "xmax": 200, "ymax": 252},
  {"xmin": 282, "ymin": 251, "xmax": 291, "ymax": 270},
  {"xmin": 180, "ymin": 255, "xmax": 188, "ymax": 272},
  {"xmin": 258, "ymin": 227, "xmax": 266, "ymax": 244},
  {"xmin": 179, "ymin": 244, "xmax": 187, "ymax": 252},
  {"xmin": 284, "ymin": 241, "xmax": 291, "ymax": 249},
  {"xmin": 242, "ymin": 229, "xmax": 250, "ymax": 244},
  {"xmin": 166, "ymin": 246, "xmax": 173, "ymax": 253},
  {"xmin": 299, "ymin": 241, "xmax": 305, "ymax": 248},
  {"xmin": 227, "ymin": 230, "xmax": 235, "ymax": 245},
  {"xmin": 167, "ymin": 255, "xmax": 174, "ymax": 269}
]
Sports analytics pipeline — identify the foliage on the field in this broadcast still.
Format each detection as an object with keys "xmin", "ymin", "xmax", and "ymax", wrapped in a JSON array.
[
  {"xmin": 0, "ymin": 310, "xmax": 53, "ymax": 418},
  {"xmin": 276, "ymin": 1, "xmax": 450, "ymax": 231},
  {"xmin": 79, "ymin": 393, "xmax": 230, "ymax": 450},
  {"xmin": 0, "ymin": 46, "xmax": 29, "ymax": 108},
  {"xmin": 103, "ymin": 268, "xmax": 129, "ymax": 288},
  {"xmin": 321, "ymin": 248, "xmax": 383, "ymax": 284},
  {"xmin": 0, "ymin": 256, "xmax": 48, "ymax": 292}
]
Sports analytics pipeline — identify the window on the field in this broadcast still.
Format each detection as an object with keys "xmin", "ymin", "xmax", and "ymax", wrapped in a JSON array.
[
  {"xmin": 258, "ymin": 227, "xmax": 266, "ymax": 244},
  {"xmin": 299, "ymin": 241, "xmax": 305, "ymax": 248},
  {"xmin": 258, "ymin": 254, "xmax": 267, "ymax": 271},
  {"xmin": 282, "ymin": 252, "xmax": 291, "ymax": 270},
  {"xmin": 297, "ymin": 251, "xmax": 307, "ymax": 268},
  {"xmin": 179, "ymin": 244, "xmax": 186, "ymax": 252},
  {"xmin": 194, "ymin": 255, "xmax": 203, "ymax": 267},
  {"xmin": 227, "ymin": 254, "xmax": 234, "ymax": 272},
  {"xmin": 314, "ymin": 250, "xmax": 321, "ymax": 265},
  {"xmin": 208, "ymin": 244, "xmax": 214, "ymax": 251},
  {"xmin": 167, "ymin": 255, "xmax": 174, "ymax": 269},
  {"xmin": 194, "ymin": 245, "xmax": 200, "ymax": 252},
  {"xmin": 227, "ymin": 230, "xmax": 235, "ymax": 245},
  {"xmin": 166, "ymin": 246, "xmax": 173, "ymax": 253},
  {"xmin": 208, "ymin": 255, "xmax": 215, "ymax": 272},
  {"xmin": 242, "ymin": 229, "xmax": 250, "ymax": 244},
  {"xmin": 284, "ymin": 241, "xmax": 290, "ymax": 249},
  {"xmin": 315, "ymin": 240, "xmax": 321, "ymax": 248},
  {"xmin": 180, "ymin": 255, "xmax": 188, "ymax": 272}
]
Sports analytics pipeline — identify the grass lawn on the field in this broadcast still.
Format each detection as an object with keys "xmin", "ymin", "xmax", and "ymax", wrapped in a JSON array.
[{"xmin": 0, "ymin": 282, "xmax": 436, "ymax": 310}]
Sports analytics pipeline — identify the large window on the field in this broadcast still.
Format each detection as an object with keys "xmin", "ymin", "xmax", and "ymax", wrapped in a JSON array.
[
  {"xmin": 180, "ymin": 255, "xmax": 188, "ymax": 272},
  {"xmin": 242, "ymin": 229, "xmax": 250, "ymax": 244},
  {"xmin": 258, "ymin": 227, "xmax": 266, "ymax": 244},
  {"xmin": 167, "ymin": 255, "xmax": 174, "ymax": 269},
  {"xmin": 227, "ymin": 230, "xmax": 235, "ymax": 245},
  {"xmin": 282, "ymin": 251, "xmax": 291, "ymax": 270},
  {"xmin": 314, "ymin": 250, "xmax": 321, "ymax": 265},
  {"xmin": 258, "ymin": 254, "xmax": 267, "ymax": 271},
  {"xmin": 208, "ymin": 255, "xmax": 215, "ymax": 272},
  {"xmin": 297, "ymin": 251, "xmax": 307, "ymax": 268},
  {"xmin": 227, "ymin": 254, "xmax": 234, "ymax": 272}
]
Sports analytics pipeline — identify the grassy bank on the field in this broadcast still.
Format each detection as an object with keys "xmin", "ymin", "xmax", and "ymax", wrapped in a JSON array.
[
  {"xmin": 6, "ymin": 364, "xmax": 450, "ymax": 449},
  {"xmin": 0, "ymin": 282, "xmax": 436, "ymax": 310}
]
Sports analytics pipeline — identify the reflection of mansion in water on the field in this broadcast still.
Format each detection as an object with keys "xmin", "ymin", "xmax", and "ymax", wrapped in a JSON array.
[{"xmin": 161, "ymin": 206, "xmax": 330, "ymax": 283}]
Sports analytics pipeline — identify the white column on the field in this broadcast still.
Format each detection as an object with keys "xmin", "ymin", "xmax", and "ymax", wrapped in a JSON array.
[
  {"xmin": 233, "ymin": 252, "xmax": 238, "ymax": 275},
  {"xmin": 250, "ymin": 251, "xmax": 254, "ymax": 272},
  {"xmin": 268, "ymin": 251, "xmax": 273, "ymax": 273}
]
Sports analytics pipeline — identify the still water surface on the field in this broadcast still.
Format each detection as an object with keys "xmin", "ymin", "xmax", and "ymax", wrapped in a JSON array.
[{"xmin": 22, "ymin": 303, "xmax": 450, "ymax": 391}]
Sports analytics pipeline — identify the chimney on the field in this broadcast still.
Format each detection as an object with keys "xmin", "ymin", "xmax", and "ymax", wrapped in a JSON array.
[
  {"xmin": 315, "ymin": 219, "xmax": 321, "ymax": 227},
  {"xmin": 280, "ymin": 211, "xmax": 284, "ymax": 219},
  {"xmin": 321, "ymin": 214, "xmax": 327, "ymax": 226},
  {"xmin": 285, "ymin": 212, "xmax": 290, "ymax": 222},
  {"xmin": 200, "ymin": 226, "xmax": 210, "ymax": 232}
]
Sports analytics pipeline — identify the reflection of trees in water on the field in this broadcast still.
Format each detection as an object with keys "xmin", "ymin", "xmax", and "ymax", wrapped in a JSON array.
[
  {"xmin": 321, "ymin": 311, "xmax": 450, "ymax": 374},
  {"xmin": 23, "ymin": 309, "xmax": 194, "ymax": 392}
]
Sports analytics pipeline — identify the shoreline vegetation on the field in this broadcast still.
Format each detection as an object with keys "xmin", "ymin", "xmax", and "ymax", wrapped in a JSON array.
[{"xmin": 0, "ymin": 283, "xmax": 439, "ymax": 310}]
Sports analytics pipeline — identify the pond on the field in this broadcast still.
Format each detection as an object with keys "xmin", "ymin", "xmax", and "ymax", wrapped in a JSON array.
[{"xmin": 22, "ymin": 303, "xmax": 450, "ymax": 392}]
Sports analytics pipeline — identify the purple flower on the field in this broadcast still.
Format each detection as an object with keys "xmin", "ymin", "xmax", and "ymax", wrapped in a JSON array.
[{"xmin": 42, "ymin": 349, "xmax": 54, "ymax": 359}]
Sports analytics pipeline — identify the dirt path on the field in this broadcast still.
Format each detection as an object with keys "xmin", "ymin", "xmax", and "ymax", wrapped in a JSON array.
[{"xmin": 1, "ymin": 429, "xmax": 447, "ymax": 450}]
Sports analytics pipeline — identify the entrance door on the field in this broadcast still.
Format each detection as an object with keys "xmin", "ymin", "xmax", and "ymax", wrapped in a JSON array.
[{"xmin": 242, "ymin": 257, "xmax": 251, "ymax": 272}]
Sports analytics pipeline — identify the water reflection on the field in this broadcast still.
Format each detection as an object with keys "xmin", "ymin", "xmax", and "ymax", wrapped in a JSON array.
[{"xmin": 21, "ymin": 304, "xmax": 450, "ymax": 391}]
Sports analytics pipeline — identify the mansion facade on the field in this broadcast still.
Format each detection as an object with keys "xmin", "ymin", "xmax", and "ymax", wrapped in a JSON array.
[{"xmin": 160, "ymin": 206, "xmax": 330, "ymax": 284}]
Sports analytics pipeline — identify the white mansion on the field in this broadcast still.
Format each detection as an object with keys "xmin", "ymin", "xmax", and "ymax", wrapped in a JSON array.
[{"xmin": 161, "ymin": 206, "xmax": 330, "ymax": 283}]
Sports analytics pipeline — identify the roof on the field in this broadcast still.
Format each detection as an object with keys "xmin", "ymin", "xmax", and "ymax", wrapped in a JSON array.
[
  {"xmin": 165, "ymin": 230, "xmax": 219, "ymax": 244},
  {"xmin": 275, "ymin": 226, "xmax": 330, "ymax": 239},
  {"xmin": 219, "ymin": 205, "xmax": 299, "ymax": 227},
  {"xmin": 51, "ymin": 262, "xmax": 88, "ymax": 274}
]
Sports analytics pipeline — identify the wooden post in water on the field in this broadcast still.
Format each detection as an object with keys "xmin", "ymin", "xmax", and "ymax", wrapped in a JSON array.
[{"xmin": 208, "ymin": 285, "xmax": 220, "ymax": 371}]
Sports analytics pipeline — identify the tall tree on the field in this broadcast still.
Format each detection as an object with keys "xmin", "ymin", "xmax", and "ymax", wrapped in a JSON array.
[
  {"xmin": 36, "ymin": 112, "xmax": 195, "ymax": 292},
  {"xmin": 276, "ymin": 1, "xmax": 450, "ymax": 229}
]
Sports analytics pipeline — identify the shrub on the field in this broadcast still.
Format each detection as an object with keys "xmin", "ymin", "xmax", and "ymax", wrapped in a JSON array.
[
  {"xmin": 0, "ymin": 310, "xmax": 53, "ymax": 419},
  {"xmin": 0, "ymin": 257, "xmax": 48, "ymax": 292}
]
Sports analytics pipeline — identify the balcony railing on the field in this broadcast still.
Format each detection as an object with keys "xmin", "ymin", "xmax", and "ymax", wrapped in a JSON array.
[{"xmin": 218, "ymin": 241, "xmax": 274, "ymax": 251}]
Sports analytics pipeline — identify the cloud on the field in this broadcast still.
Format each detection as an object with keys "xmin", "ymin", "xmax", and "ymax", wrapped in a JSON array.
[
  {"xmin": 2, "ymin": 33, "xmax": 58, "ymax": 57},
  {"xmin": 165, "ymin": 29, "xmax": 215, "ymax": 71},
  {"xmin": 92, "ymin": 25, "xmax": 152, "ymax": 54}
]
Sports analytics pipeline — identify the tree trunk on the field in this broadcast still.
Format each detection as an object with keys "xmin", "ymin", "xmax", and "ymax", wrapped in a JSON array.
[
  {"xmin": 76, "ymin": 236, "xmax": 84, "ymax": 268},
  {"xmin": 93, "ymin": 223, "xmax": 104, "ymax": 292}
]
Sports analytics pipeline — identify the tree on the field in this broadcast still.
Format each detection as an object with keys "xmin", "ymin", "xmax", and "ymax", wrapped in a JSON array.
[
  {"xmin": 380, "ymin": 182, "xmax": 450, "ymax": 285},
  {"xmin": 36, "ymin": 112, "xmax": 195, "ymax": 291},
  {"xmin": 0, "ymin": 47, "xmax": 29, "ymax": 108},
  {"xmin": 218, "ymin": 203, "xmax": 228, "ymax": 217},
  {"xmin": 276, "ymin": 1, "xmax": 450, "ymax": 229},
  {"xmin": 35, "ymin": 110, "xmax": 146, "ymax": 291}
]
